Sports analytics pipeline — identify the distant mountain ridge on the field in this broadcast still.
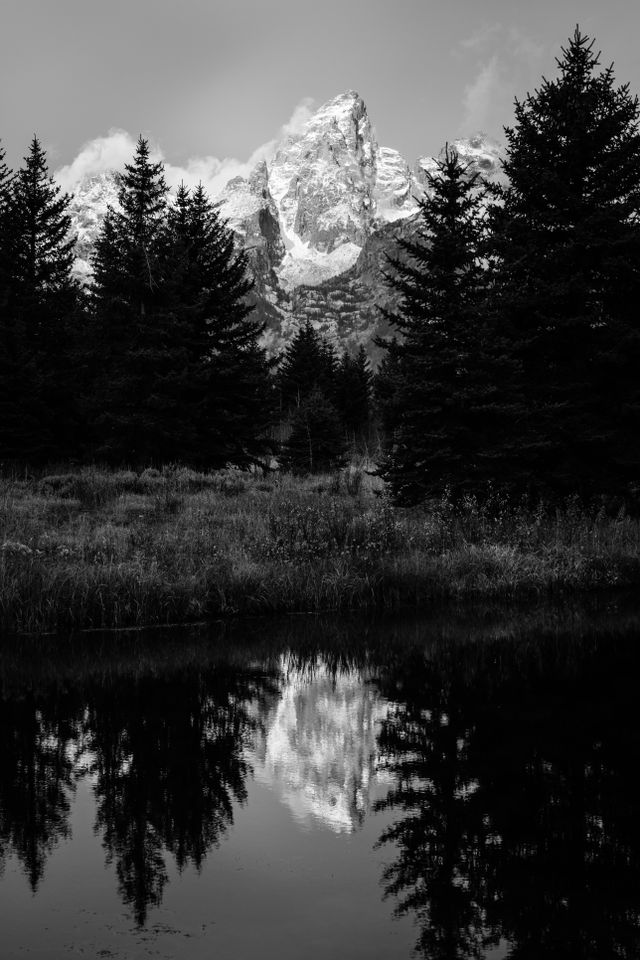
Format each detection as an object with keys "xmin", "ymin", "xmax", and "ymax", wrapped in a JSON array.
[{"xmin": 67, "ymin": 92, "xmax": 503, "ymax": 357}]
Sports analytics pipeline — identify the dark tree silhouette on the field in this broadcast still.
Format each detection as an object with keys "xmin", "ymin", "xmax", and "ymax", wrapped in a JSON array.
[
  {"xmin": 165, "ymin": 182, "xmax": 274, "ymax": 467},
  {"xmin": 375, "ymin": 650, "xmax": 499, "ymax": 959},
  {"xmin": 89, "ymin": 136, "xmax": 171, "ymax": 463},
  {"xmin": 334, "ymin": 345, "xmax": 373, "ymax": 441},
  {"xmin": 0, "ymin": 138, "xmax": 21, "ymax": 459},
  {"xmin": 492, "ymin": 27, "xmax": 640, "ymax": 497},
  {"xmin": 90, "ymin": 145, "xmax": 273, "ymax": 467},
  {"xmin": 0, "ymin": 140, "xmax": 13, "ymax": 284},
  {"xmin": 378, "ymin": 147, "xmax": 499, "ymax": 504},
  {"xmin": 0, "ymin": 138, "xmax": 81, "ymax": 461},
  {"xmin": 276, "ymin": 320, "xmax": 338, "ymax": 412},
  {"xmin": 84, "ymin": 663, "xmax": 276, "ymax": 926},
  {"xmin": 374, "ymin": 632, "xmax": 640, "ymax": 959},
  {"xmin": 279, "ymin": 385, "xmax": 347, "ymax": 474},
  {"xmin": 0, "ymin": 692, "xmax": 79, "ymax": 891}
]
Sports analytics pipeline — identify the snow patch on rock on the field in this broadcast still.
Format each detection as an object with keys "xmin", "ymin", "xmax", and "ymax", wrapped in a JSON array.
[
  {"xmin": 65, "ymin": 93, "xmax": 504, "ymax": 354},
  {"xmin": 67, "ymin": 171, "xmax": 119, "ymax": 280},
  {"xmin": 278, "ymin": 241, "xmax": 362, "ymax": 289}
]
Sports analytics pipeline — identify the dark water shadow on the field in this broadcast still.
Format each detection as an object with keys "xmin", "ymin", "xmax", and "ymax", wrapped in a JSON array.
[{"xmin": 1, "ymin": 592, "xmax": 640, "ymax": 954}]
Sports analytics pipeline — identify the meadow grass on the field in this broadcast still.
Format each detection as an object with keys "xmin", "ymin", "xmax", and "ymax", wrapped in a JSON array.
[{"xmin": 1, "ymin": 464, "xmax": 640, "ymax": 634}]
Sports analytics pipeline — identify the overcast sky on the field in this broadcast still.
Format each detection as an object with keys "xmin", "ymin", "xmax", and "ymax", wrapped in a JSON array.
[{"xmin": 1, "ymin": 0, "xmax": 639, "ymax": 193}]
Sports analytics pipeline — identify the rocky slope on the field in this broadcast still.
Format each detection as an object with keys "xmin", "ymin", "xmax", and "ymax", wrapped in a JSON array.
[
  {"xmin": 67, "ymin": 92, "xmax": 503, "ymax": 358},
  {"xmin": 67, "ymin": 172, "xmax": 119, "ymax": 283}
]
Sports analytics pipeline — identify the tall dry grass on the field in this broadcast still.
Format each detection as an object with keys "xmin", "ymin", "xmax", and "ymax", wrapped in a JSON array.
[{"xmin": 1, "ymin": 466, "xmax": 640, "ymax": 634}]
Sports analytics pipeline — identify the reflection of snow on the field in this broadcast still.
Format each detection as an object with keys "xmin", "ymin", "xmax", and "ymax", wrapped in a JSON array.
[{"xmin": 254, "ymin": 660, "xmax": 390, "ymax": 833}]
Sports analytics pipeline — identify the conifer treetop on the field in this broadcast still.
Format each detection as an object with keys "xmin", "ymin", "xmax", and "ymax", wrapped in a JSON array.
[
  {"xmin": 115, "ymin": 135, "xmax": 168, "ymax": 244},
  {"xmin": 501, "ymin": 26, "xmax": 640, "ymax": 213},
  {"xmin": 13, "ymin": 136, "xmax": 75, "ymax": 293}
]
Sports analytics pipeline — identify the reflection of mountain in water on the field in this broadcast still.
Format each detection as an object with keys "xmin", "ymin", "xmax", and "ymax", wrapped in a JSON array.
[
  {"xmin": 256, "ymin": 659, "xmax": 389, "ymax": 833},
  {"xmin": 4, "ymin": 602, "xmax": 640, "ymax": 950}
]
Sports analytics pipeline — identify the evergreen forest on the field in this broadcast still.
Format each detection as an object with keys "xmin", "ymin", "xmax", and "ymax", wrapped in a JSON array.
[{"xmin": 1, "ymin": 28, "xmax": 639, "ymax": 507}]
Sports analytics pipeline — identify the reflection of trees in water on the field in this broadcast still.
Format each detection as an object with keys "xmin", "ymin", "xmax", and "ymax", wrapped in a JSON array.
[
  {"xmin": 477, "ymin": 638, "xmax": 640, "ymax": 959},
  {"xmin": 375, "ymin": 637, "xmax": 640, "ymax": 959},
  {"xmin": 375, "ymin": 649, "xmax": 499, "ymax": 960},
  {"xmin": 84, "ymin": 666, "xmax": 275, "ymax": 926},
  {"xmin": 3, "ymin": 613, "xmax": 640, "ymax": 948},
  {"xmin": 0, "ymin": 649, "xmax": 277, "ymax": 927},
  {"xmin": 0, "ymin": 691, "xmax": 81, "ymax": 890}
]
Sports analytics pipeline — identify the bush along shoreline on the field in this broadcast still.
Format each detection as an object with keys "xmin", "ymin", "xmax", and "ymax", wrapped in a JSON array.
[{"xmin": 2, "ymin": 465, "xmax": 640, "ymax": 635}]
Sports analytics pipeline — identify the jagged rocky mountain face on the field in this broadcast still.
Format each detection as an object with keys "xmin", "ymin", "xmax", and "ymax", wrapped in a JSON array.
[
  {"xmin": 68, "ymin": 172, "xmax": 120, "ymax": 284},
  {"xmin": 68, "ymin": 92, "xmax": 503, "ymax": 358}
]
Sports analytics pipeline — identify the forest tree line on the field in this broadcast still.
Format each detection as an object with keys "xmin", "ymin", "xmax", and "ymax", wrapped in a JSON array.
[
  {"xmin": 0, "ymin": 133, "xmax": 373, "ymax": 473},
  {"xmin": 1, "ymin": 28, "xmax": 639, "ymax": 504}
]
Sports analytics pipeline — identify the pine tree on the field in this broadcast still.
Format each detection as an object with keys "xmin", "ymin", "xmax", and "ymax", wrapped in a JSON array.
[
  {"xmin": 91, "ymin": 154, "xmax": 274, "ymax": 468},
  {"xmin": 493, "ymin": 28, "xmax": 640, "ymax": 497},
  {"xmin": 374, "ymin": 337, "xmax": 402, "ymax": 438},
  {"xmin": 13, "ymin": 138, "xmax": 75, "ymax": 300},
  {"xmin": 0, "ymin": 138, "xmax": 23, "ymax": 462},
  {"xmin": 280, "ymin": 386, "xmax": 347, "ymax": 474},
  {"xmin": 165, "ymin": 182, "xmax": 274, "ymax": 467},
  {"xmin": 0, "ymin": 138, "xmax": 81, "ymax": 462},
  {"xmin": 0, "ymin": 139, "xmax": 12, "ymax": 242},
  {"xmin": 276, "ymin": 320, "xmax": 338, "ymax": 412},
  {"xmin": 334, "ymin": 345, "xmax": 373, "ymax": 440},
  {"xmin": 0, "ymin": 139, "xmax": 14, "ymax": 320},
  {"xmin": 379, "ymin": 147, "xmax": 499, "ymax": 504},
  {"xmin": 90, "ymin": 136, "xmax": 173, "ymax": 463}
]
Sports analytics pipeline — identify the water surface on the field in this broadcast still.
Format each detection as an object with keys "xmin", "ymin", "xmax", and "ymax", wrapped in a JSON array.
[{"xmin": 2, "ymin": 599, "xmax": 640, "ymax": 958}]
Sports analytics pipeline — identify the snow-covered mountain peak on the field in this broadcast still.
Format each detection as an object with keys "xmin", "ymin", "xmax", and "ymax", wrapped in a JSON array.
[
  {"xmin": 67, "ymin": 170, "xmax": 119, "ymax": 281},
  {"xmin": 449, "ymin": 133, "xmax": 504, "ymax": 177},
  {"xmin": 374, "ymin": 146, "xmax": 421, "ymax": 223},
  {"xmin": 304, "ymin": 90, "xmax": 373, "ymax": 148},
  {"xmin": 268, "ymin": 91, "xmax": 376, "ymax": 248},
  {"xmin": 65, "ymin": 94, "xmax": 505, "ymax": 353},
  {"xmin": 262, "ymin": 91, "xmax": 382, "ymax": 288},
  {"xmin": 414, "ymin": 134, "xmax": 504, "ymax": 194},
  {"xmin": 69, "ymin": 169, "xmax": 119, "ymax": 211}
]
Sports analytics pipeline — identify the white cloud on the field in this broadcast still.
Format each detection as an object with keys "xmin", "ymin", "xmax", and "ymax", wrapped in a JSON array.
[
  {"xmin": 458, "ymin": 25, "xmax": 547, "ymax": 136},
  {"xmin": 459, "ymin": 23, "xmax": 502, "ymax": 52},
  {"xmin": 55, "ymin": 129, "xmax": 141, "ymax": 192},
  {"xmin": 461, "ymin": 56, "xmax": 502, "ymax": 133},
  {"xmin": 54, "ymin": 97, "xmax": 317, "ymax": 197},
  {"xmin": 282, "ymin": 97, "xmax": 315, "ymax": 137}
]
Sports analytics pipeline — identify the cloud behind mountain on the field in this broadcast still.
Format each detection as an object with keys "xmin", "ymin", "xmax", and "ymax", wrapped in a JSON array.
[{"xmin": 55, "ymin": 98, "xmax": 317, "ymax": 197}]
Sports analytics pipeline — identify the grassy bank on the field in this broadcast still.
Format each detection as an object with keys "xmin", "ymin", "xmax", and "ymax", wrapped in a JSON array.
[{"xmin": 1, "ymin": 465, "xmax": 640, "ymax": 634}]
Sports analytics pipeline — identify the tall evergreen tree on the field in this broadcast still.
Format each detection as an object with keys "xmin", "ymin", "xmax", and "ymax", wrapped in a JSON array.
[
  {"xmin": 379, "ymin": 147, "xmax": 499, "ymax": 504},
  {"xmin": 12, "ymin": 138, "xmax": 76, "ymax": 305},
  {"xmin": 0, "ymin": 139, "xmax": 12, "ymax": 246},
  {"xmin": 334, "ymin": 345, "xmax": 373, "ymax": 440},
  {"xmin": 492, "ymin": 28, "xmax": 640, "ymax": 497},
  {"xmin": 276, "ymin": 320, "xmax": 338, "ymax": 412},
  {"xmin": 0, "ymin": 138, "xmax": 81, "ymax": 461},
  {"xmin": 280, "ymin": 386, "xmax": 347, "ymax": 474},
  {"xmin": 165, "ymin": 182, "xmax": 274, "ymax": 467},
  {"xmin": 0, "ymin": 138, "xmax": 20, "ymax": 462},
  {"xmin": 91, "ymin": 147, "xmax": 273, "ymax": 468},
  {"xmin": 0, "ymin": 139, "xmax": 15, "ymax": 327},
  {"xmin": 90, "ymin": 136, "xmax": 175, "ymax": 463},
  {"xmin": 374, "ymin": 336, "xmax": 402, "ymax": 439}
]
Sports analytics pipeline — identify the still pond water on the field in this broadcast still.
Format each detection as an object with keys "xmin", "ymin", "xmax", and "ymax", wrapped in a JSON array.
[{"xmin": 2, "ymin": 599, "xmax": 640, "ymax": 959}]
